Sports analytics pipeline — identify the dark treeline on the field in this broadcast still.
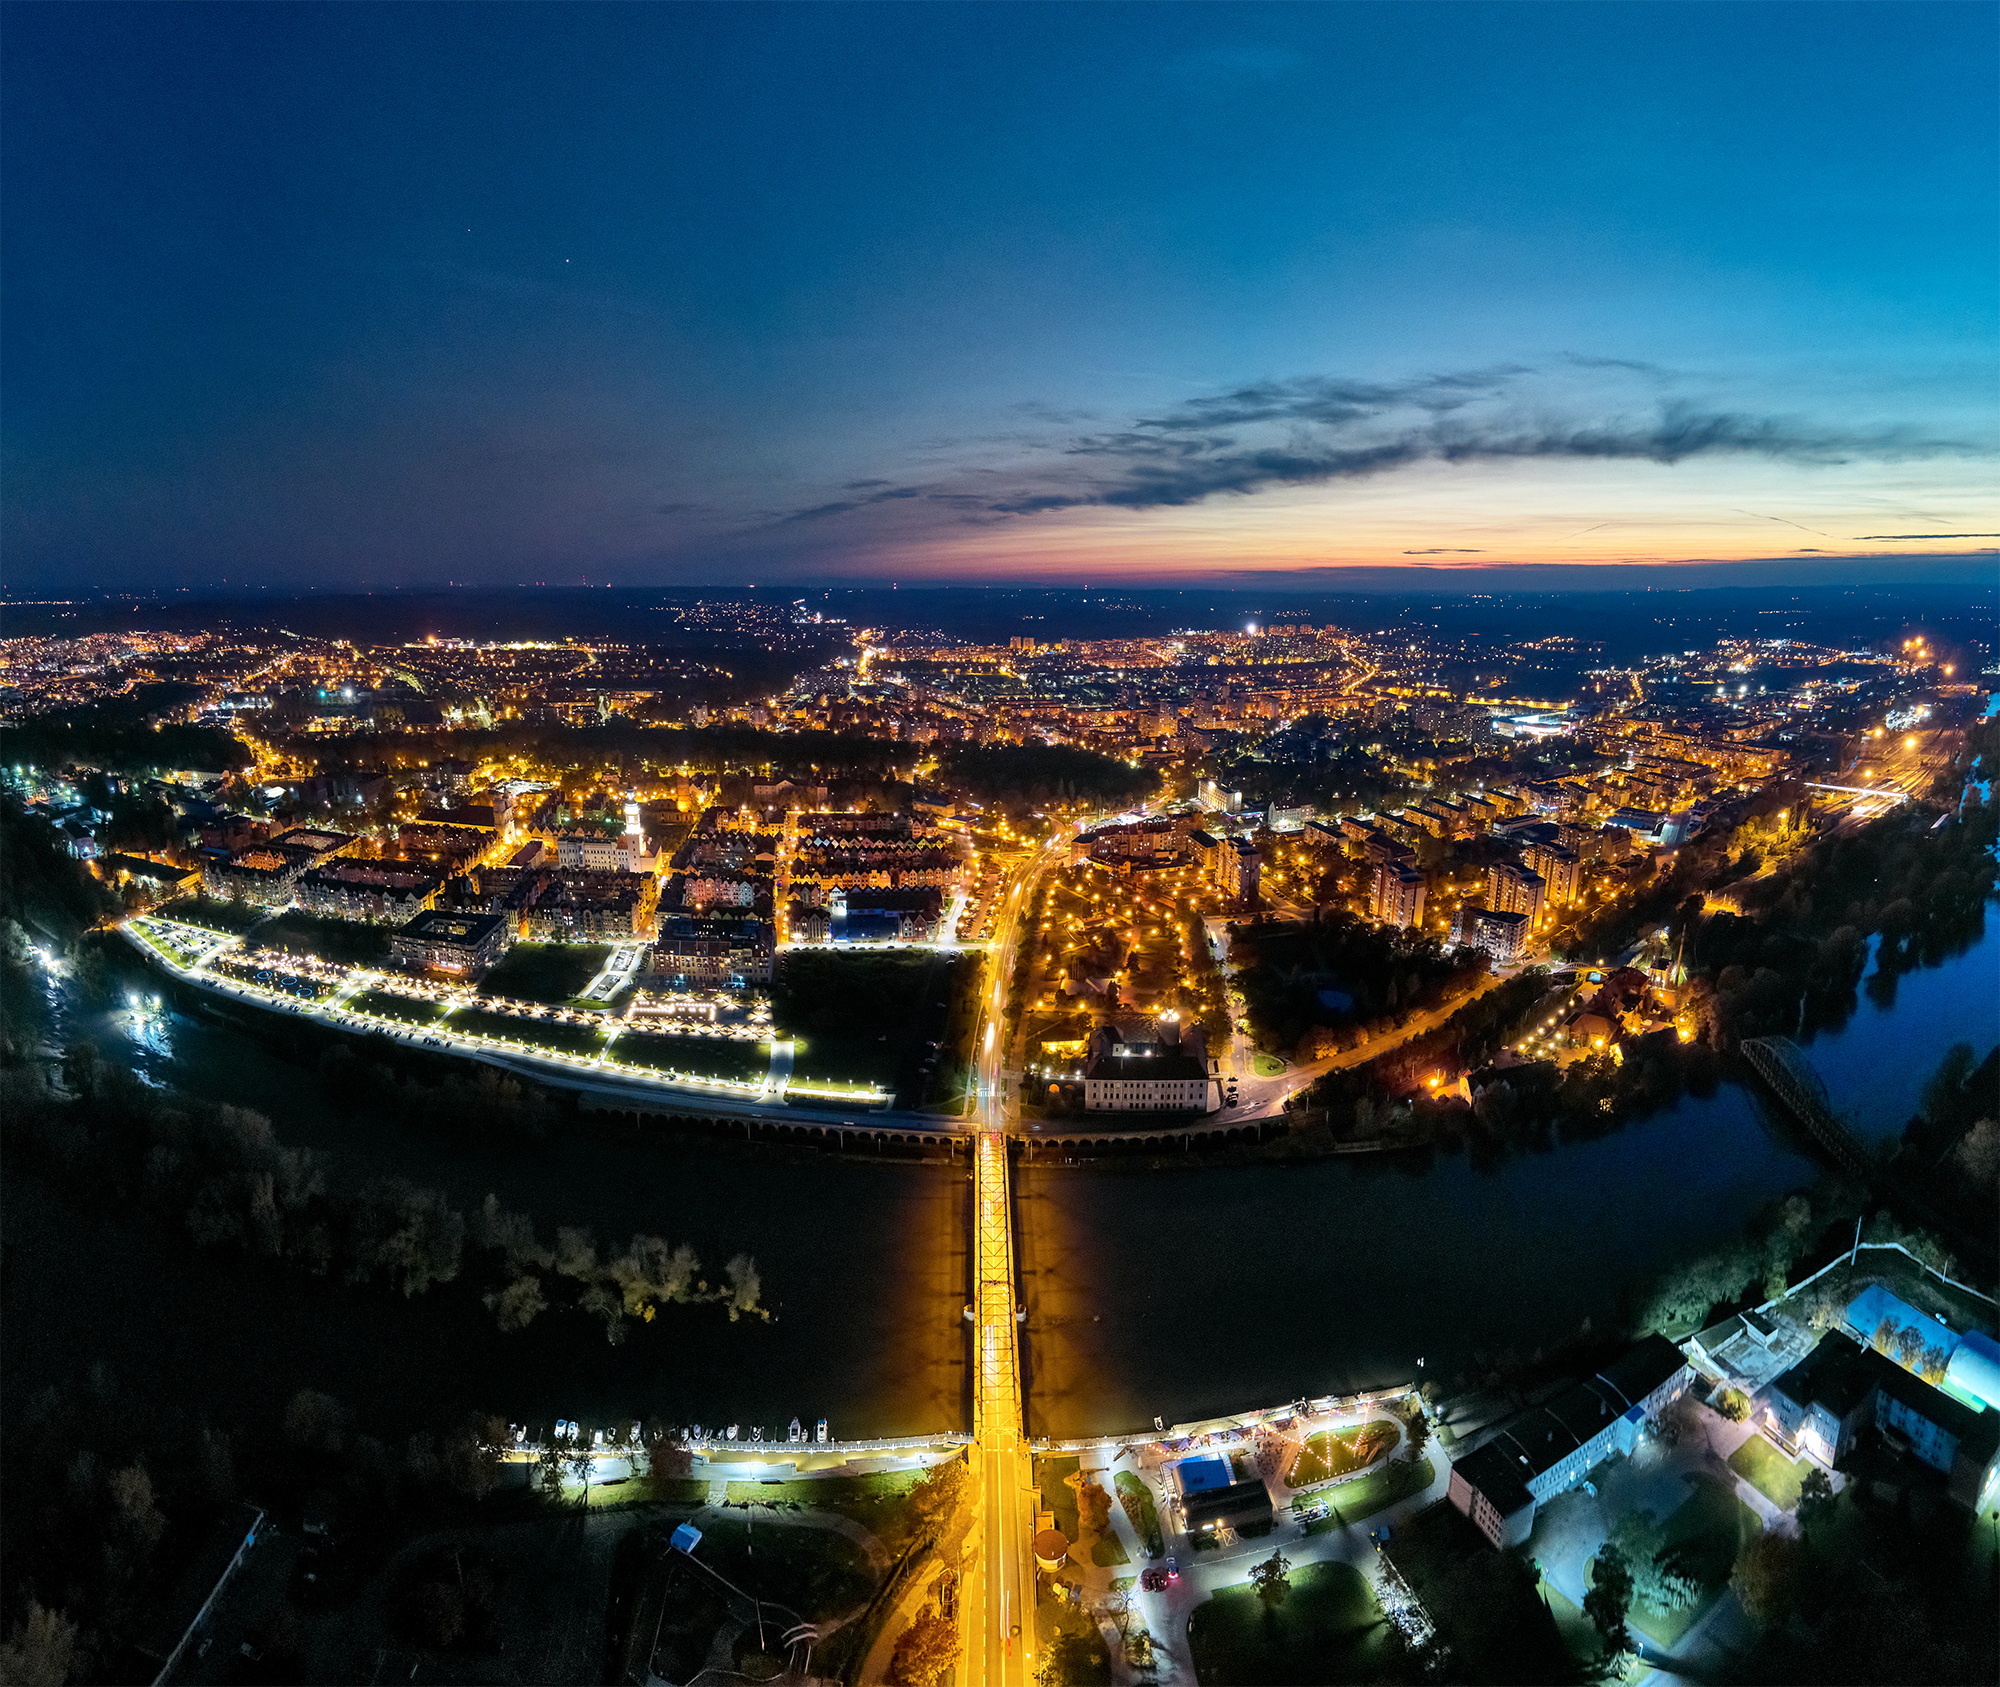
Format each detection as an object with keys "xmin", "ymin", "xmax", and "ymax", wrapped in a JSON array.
[
  {"xmin": 1230, "ymin": 911, "xmax": 1487, "ymax": 1056},
  {"xmin": 0, "ymin": 684, "xmax": 249, "ymax": 776},
  {"xmin": 1692, "ymin": 796, "xmax": 2000, "ymax": 1040},
  {"xmin": 0, "ymin": 800, "xmax": 120, "ymax": 945},
  {"xmin": 303, "ymin": 720, "xmax": 916, "ymax": 781},
  {"xmin": 934, "ymin": 741, "xmax": 1155, "ymax": 813}
]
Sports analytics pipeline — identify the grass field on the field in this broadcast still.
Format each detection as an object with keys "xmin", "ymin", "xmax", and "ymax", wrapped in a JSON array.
[
  {"xmin": 1290, "ymin": 1421, "xmax": 1398, "ymax": 1487},
  {"xmin": 723, "ymin": 1471, "xmax": 927, "ymax": 1554},
  {"xmin": 1092, "ymin": 1533, "xmax": 1131, "ymax": 1567},
  {"xmin": 1727, "ymin": 1435, "xmax": 1807, "ymax": 1512},
  {"xmin": 1300, "ymin": 1457, "xmax": 1434, "ymax": 1532},
  {"xmin": 1036, "ymin": 1453, "xmax": 1081, "ymax": 1540},
  {"xmin": 612, "ymin": 1032, "xmax": 769, "ymax": 1083},
  {"xmin": 255, "ymin": 908, "xmax": 393, "ymax": 966},
  {"xmin": 350, "ymin": 989, "xmax": 446, "ymax": 1025},
  {"xmin": 1586, "ymin": 1473, "xmax": 1761, "ymax": 1650},
  {"xmin": 1252, "ymin": 1052, "xmax": 1287, "ymax": 1077},
  {"xmin": 1186, "ymin": 1560, "xmax": 1389, "ymax": 1686},
  {"xmin": 1114, "ymin": 1471, "xmax": 1163, "ymax": 1557},
  {"xmin": 479, "ymin": 942, "xmax": 612, "ymax": 1003},
  {"xmin": 775, "ymin": 949, "xmax": 966, "ymax": 1096},
  {"xmin": 450, "ymin": 1006, "xmax": 607, "ymax": 1056},
  {"xmin": 158, "ymin": 896, "xmax": 267, "ymax": 935}
]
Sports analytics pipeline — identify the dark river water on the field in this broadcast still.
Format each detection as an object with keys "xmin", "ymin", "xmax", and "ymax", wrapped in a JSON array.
[{"xmin": 7, "ymin": 916, "xmax": 1995, "ymax": 1446}]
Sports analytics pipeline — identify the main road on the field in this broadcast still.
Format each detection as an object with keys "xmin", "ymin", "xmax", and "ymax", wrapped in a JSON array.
[{"xmin": 965, "ymin": 829, "xmax": 1069, "ymax": 1687}]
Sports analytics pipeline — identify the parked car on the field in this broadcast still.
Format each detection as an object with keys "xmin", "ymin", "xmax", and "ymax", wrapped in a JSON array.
[{"xmin": 1166, "ymin": 1556, "xmax": 1179, "ymax": 1582}]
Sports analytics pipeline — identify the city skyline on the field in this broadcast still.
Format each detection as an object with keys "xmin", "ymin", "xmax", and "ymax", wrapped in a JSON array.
[{"xmin": 3, "ymin": 1, "xmax": 1995, "ymax": 592}]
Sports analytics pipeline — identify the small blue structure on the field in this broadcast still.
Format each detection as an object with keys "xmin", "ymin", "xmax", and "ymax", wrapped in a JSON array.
[
  {"xmin": 1172, "ymin": 1453, "xmax": 1232, "ymax": 1495},
  {"xmin": 670, "ymin": 1523, "xmax": 702, "ymax": 1555}
]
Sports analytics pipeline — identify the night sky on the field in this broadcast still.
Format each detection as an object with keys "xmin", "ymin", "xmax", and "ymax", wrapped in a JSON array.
[{"xmin": 3, "ymin": 2, "xmax": 1994, "ymax": 591}]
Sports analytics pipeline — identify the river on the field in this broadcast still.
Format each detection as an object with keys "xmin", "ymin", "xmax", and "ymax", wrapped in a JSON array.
[{"xmin": 6, "ymin": 914, "xmax": 1993, "ymax": 1447}]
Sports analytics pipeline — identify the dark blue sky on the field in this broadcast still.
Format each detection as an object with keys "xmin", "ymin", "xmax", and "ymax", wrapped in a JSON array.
[{"xmin": 3, "ymin": 2, "xmax": 1994, "ymax": 590}]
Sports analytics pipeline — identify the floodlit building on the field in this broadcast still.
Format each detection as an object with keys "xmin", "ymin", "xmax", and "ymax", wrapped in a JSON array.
[
  {"xmin": 1759, "ymin": 1289, "xmax": 2000, "ymax": 1509},
  {"xmin": 1172, "ymin": 1453, "xmax": 1275, "ymax": 1538},
  {"xmin": 388, "ymin": 909, "xmax": 511, "ymax": 977},
  {"xmin": 1448, "ymin": 1336, "xmax": 1693, "ymax": 1546},
  {"xmin": 648, "ymin": 914, "xmax": 775, "ymax": 986},
  {"xmin": 1523, "ymin": 841, "xmax": 1581, "ymax": 906},
  {"xmin": 1371, "ymin": 861, "xmax": 1426, "ymax": 930},
  {"xmin": 1218, "ymin": 836, "xmax": 1260, "ymax": 906},
  {"xmin": 1451, "ymin": 905, "xmax": 1531, "ymax": 963},
  {"xmin": 1083, "ymin": 1024, "xmax": 1213, "ymax": 1113},
  {"xmin": 1486, "ymin": 859, "xmax": 1548, "ymax": 927}
]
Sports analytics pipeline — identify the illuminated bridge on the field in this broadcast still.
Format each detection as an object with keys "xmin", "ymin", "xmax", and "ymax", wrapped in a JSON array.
[{"xmin": 1740, "ymin": 1035, "xmax": 1874, "ymax": 1178}]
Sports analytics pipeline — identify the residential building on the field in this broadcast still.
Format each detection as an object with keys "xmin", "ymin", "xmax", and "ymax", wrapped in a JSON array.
[
  {"xmin": 296, "ymin": 861, "xmax": 442, "ymax": 924},
  {"xmin": 1486, "ymin": 859, "xmax": 1548, "ymax": 927},
  {"xmin": 1451, "ymin": 905, "xmax": 1530, "ymax": 963},
  {"xmin": 1523, "ymin": 841, "xmax": 1581, "ymax": 906},
  {"xmin": 648, "ymin": 914, "xmax": 776, "ymax": 987},
  {"xmin": 388, "ymin": 909, "xmax": 511, "ymax": 977},
  {"xmin": 1371, "ymin": 861, "xmax": 1426, "ymax": 930},
  {"xmin": 1218, "ymin": 836, "xmax": 1260, "ymax": 905},
  {"xmin": 1448, "ymin": 1335, "xmax": 1693, "ymax": 1546}
]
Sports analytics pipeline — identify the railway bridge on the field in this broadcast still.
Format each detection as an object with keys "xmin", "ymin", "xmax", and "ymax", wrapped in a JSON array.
[{"xmin": 1739, "ymin": 1035, "xmax": 1874, "ymax": 1177}]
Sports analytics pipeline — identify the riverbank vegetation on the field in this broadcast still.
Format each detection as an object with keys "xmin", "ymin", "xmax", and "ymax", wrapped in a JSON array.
[
  {"xmin": 0, "ymin": 1037, "xmax": 768, "ymax": 1342},
  {"xmin": 1276, "ymin": 796, "xmax": 1996, "ymax": 1178}
]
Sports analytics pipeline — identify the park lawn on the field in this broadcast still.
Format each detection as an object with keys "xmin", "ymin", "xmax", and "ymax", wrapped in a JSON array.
[
  {"xmin": 1540, "ymin": 1582, "xmax": 1604, "ymax": 1671},
  {"xmin": 351, "ymin": 988, "xmax": 445, "ymax": 1025},
  {"xmin": 1252, "ymin": 1052, "xmax": 1287, "ymax": 1077},
  {"xmin": 1586, "ymin": 1474, "xmax": 1760, "ymax": 1651},
  {"xmin": 775, "ymin": 949, "xmax": 960, "ymax": 1094},
  {"xmin": 1300, "ymin": 1458, "xmax": 1434, "ymax": 1533},
  {"xmin": 1186, "ymin": 1560, "xmax": 1390, "ymax": 1686},
  {"xmin": 612, "ymin": 1031, "xmax": 769, "ymax": 1084},
  {"xmin": 478, "ymin": 942, "xmax": 612, "ymax": 1004},
  {"xmin": 1114, "ymin": 1472, "xmax": 1163, "ymax": 1557},
  {"xmin": 1727, "ymin": 1435, "xmax": 1807, "ymax": 1512},
  {"xmin": 450, "ymin": 1005, "xmax": 608, "ymax": 1057},
  {"xmin": 723, "ymin": 1471, "xmax": 926, "ymax": 1555},
  {"xmin": 1290, "ymin": 1421, "xmax": 1398, "ymax": 1487},
  {"xmin": 1036, "ymin": 1454, "xmax": 1081, "ymax": 1541},
  {"xmin": 255, "ymin": 908, "xmax": 393, "ymax": 966},
  {"xmin": 1092, "ymin": 1532, "xmax": 1131, "ymax": 1568},
  {"xmin": 158, "ymin": 896, "xmax": 267, "ymax": 935}
]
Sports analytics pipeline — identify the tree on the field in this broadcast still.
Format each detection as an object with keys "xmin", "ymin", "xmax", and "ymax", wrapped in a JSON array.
[
  {"xmin": 1796, "ymin": 1466, "xmax": 1836, "ymax": 1538},
  {"xmin": 1583, "ymin": 1545, "xmax": 1633, "ymax": 1658},
  {"xmin": 1248, "ymin": 1548, "xmax": 1292, "ymax": 1611},
  {"xmin": 1954, "ymin": 1118, "xmax": 2000, "ymax": 1190},
  {"xmin": 907, "ymin": 1456, "xmax": 970, "ymax": 1542},
  {"xmin": 1733, "ymin": 1531, "xmax": 1802, "ymax": 1623},
  {"xmin": 1077, "ymin": 1476, "xmax": 1113, "ymax": 1538},
  {"xmin": 1403, "ymin": 1406, "xmax": 1431, "ymax": 1465},
  {"xmin": 0, "ymin": 1602, "xmax": 79, "ymax": 1687},
  {"xmin": 889, "ymin": 1605, "xmax": 958, "ymax": 1687}
]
